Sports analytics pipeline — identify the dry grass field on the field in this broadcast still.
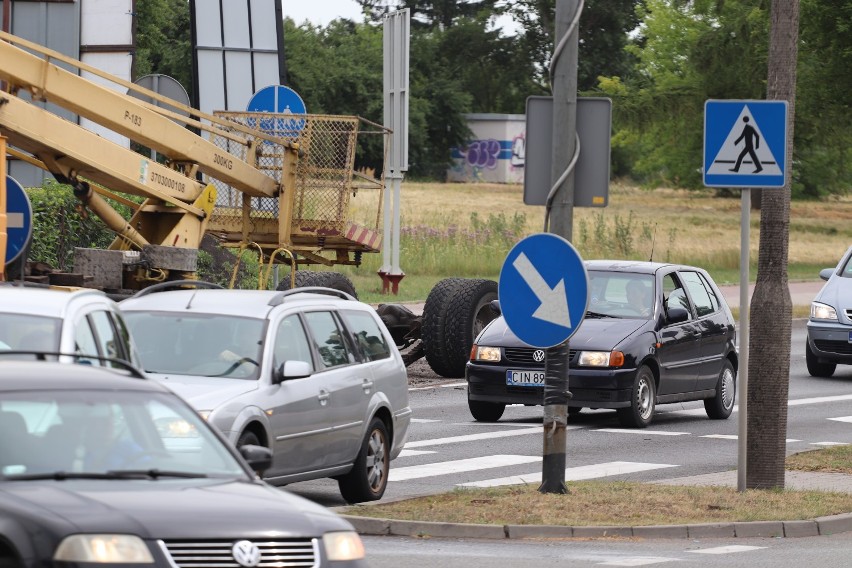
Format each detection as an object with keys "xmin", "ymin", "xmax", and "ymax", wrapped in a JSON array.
[{"xmin": 342, "ymin": 180, "xmax": 851, "ymax": 303}]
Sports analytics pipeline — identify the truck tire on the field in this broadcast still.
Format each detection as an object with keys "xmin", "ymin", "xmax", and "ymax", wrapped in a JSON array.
[
  {"xmin": 276, "ymin": 270, "xmax": 358, "ymax": 299},
  {"xmin": 422, "ymin": 278, "xmax": 498, "ymax": 378}
]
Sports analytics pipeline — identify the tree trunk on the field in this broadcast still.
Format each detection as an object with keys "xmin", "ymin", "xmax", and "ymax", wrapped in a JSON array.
[{"xmin": 746, "ymin": 0, "xmax": 799, "ymax": 490}]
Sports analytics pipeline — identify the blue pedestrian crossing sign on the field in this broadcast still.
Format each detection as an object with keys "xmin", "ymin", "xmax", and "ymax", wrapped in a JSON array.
[
  {"xmin": 499, "ymin": 233, "xmax": 589, "ymax": 348},
  {"xmin": 4, "ymin": 175, "xmax": 33, "ymax": 265},
  {"xmin": 704, "ymin": 100, "xmax": 788, "ymax": 188}
]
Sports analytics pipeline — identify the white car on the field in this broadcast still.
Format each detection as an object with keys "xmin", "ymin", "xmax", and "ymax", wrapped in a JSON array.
[
  {"xmin": 0, "ymin": 284, "xmax": 140, "ymax": 367},
  {"xmin": 121, "ymin": 284, "xmax": 411, "ymax": 503}
]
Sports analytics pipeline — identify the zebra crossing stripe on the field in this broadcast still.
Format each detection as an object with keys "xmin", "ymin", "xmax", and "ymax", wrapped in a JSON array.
[
  {"xmin": 405, "ymin": 427, "xmax": 564, "ymax": 449},
  {"xmin": 389, "ymin": 454, "xmax": 541, "ymax": 482},
  {"xmin": 458, "ymin": 461, "xmax": 679, "ymax": 488}
]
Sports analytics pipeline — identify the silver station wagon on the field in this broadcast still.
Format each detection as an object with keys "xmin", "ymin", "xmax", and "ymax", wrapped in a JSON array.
[{"xmin": 121, "ymin": 284, "xmax": 411, "ymax": 503}]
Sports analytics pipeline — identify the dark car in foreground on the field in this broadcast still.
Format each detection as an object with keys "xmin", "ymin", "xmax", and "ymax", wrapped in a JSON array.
[
  {"xmin": 0, "ymin": 360, "xmax": 366, "ymax": 568},
  {"xmin": 466, "ymin": 260, "xmax": 738, "ymax": 428},
  {"xmin": 806, "ymin": 245, "xmax": 852, "ymax": 377}
]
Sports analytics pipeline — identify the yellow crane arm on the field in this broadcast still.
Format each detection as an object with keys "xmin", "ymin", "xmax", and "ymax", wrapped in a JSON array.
[
  {"xmin": 0, "ymin": 33, "xmax": 280, "ymax": 198},
  {"xmin": 0, "ymin": 94, "xmax": 204, "ymax": 215}
]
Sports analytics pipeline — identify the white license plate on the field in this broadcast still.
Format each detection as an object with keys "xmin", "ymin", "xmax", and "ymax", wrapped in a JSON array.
[{"xmin": 506, "ymin": 370, "xmax": 546, "ymax": 387}]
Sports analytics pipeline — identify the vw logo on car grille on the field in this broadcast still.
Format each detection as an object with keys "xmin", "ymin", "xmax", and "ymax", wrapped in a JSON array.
[
  {"xmin": 532, "ymin": 349, "xmax": 545, "ymax": 363},
  {"xmin": 232, "ymin": 541, "xmax": 261, "ymax": 568}
]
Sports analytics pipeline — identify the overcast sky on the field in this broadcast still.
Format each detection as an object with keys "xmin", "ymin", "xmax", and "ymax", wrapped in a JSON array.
[
  {"xmin": 281, "ymin": 0, "xmax": 364, "ymax": 27},
  {"xmin": 281, "ymin": 0, "xmax": 519, "ymax": 34}
]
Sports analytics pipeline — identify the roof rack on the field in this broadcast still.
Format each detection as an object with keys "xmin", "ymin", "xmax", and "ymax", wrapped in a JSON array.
[
  {"xmin": 268, "ymin": 286, "xmax": 356, "ymax": 306},
  {"xmin": 0, "ymin": 351, "xmax": 147, "ymax": 379},
  {"xmin": 127, "ymin": 280, "xmax": 225, "ymax": 299}
]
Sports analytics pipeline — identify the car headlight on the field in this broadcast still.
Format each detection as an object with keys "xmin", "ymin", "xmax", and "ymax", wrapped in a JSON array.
[
  {"xmin": 54, "ymin": 535, "xmax": 154, "ymax": 563},
  {"xmin": 155, "ymin": 417, "xmax": 200, "ymax": 438},
  {"xmin": 470, "ymin": 345, "xmax": 501, "ymax": 362},
  {"xmin": 577, "ymin": 351, "xmax": 625, "ymax": 368},
  {"xmin": 323, "ymin": 531, "xmax": 365, "ymax": 561},
  {"xmin": 811, "ymin": 302, "xmax": 838, "ymax": 321}
]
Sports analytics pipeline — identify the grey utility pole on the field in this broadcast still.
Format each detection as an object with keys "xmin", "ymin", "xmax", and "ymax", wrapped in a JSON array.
[{"xmin": 539, "ymin": 0, "xmax": 582, "ymax": 495}]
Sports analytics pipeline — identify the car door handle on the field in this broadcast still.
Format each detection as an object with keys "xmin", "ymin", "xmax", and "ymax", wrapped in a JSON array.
[
  {"xmin": 361, "ymin": 378, "xmax": 374, "ymax": 393},
  {"xmin": 317, "ymin": 389, "xmax": 330, "ymax": 406}
]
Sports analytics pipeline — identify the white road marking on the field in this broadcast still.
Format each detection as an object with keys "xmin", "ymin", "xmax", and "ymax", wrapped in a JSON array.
[
  {"xmin": 597, "ymin": 429, "xmax": 690, "ymax": 436},
  {"xmin": 599, "ymin": 558, "xmax": 675, "ymax": 566},
  {"xmin": 405, "ymin": 426, "xmax": 563, "ymax": 449},
  {"xmin": 409, "ymin": 382, "xmax": 467, "ymax": 391},
  {"xmin": 458, "ymin": 461, "xmax": 679, "ymax": 488},
  {"xmin": 828, "ymin": 416, "xmax": 852, "ymax": 423},
  {"xmin": 689, "ymin": 545, "xmax": 765, "ymax": 555},
  {"xmin": 411, "ymin": 418, "xmax": 440, "ymax": 423},
  {"xmin": 667, "ymin": 393, "xmax": 852, "ymax": 418},
  {"xmin": 701, "ymin": 435, "xmax": 802, "ymax": 443},
  {"xmin": 398, "ymin": 449, "xmax": 436, "ymax": 458},
  {"xmin": 790, "ymin": 394, "xmax": 852, "ymax": 406},
  {"xmin": 812, "ymin": 441, "xmax": 849, "ymax": 446},
  {"xmin": 389, "ymin": 454, "xmax": 540, "ymax": 482}
]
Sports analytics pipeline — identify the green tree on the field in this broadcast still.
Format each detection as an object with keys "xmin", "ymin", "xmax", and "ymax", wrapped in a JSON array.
[
  {"xmin": 508, "ymin": 0, "xmax": 642, "ymax": 91},
  {"xmin": 357, "ymin": 0, "xmax": 503, "ymax": 29},
  {"xmin": 133, "ymin": 0, "xmax": 193, "ymax": 98}
]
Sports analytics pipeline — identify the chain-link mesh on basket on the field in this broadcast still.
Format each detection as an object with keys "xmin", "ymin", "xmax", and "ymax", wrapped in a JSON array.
[{"xmin": 209, "ymin": 113, "xmax": 366, "ymax": 235}]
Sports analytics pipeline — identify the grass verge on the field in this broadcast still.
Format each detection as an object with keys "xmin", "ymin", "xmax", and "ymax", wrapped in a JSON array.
[{"xmin": 341, "ymin": 446, "xmax": 852, "ymax": 526}]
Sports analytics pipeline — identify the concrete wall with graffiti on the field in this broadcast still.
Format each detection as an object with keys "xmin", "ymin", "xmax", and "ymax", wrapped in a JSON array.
[{"xmin": 447, "ymin": 113, "xmax": 526, "ymax": 183}]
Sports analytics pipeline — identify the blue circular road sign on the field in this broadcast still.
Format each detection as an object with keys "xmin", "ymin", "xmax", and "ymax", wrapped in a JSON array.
[
  {"xmin": 247, "ymin": 85, "xmax": 307, "ymax": 138},
  {"xmin": 498, "ymin": 233, "xmax": 588, "ymax": 348},
  {"xmin": 4, "ymin": 176, "xmax": 33, "ymax": 265}
]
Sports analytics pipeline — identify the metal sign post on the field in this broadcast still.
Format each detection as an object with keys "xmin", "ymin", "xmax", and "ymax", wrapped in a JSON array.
[
  {"xmin": 499, "ymin": 233, "xmax": 588, "ymax": 493},
  {"xmin": 380, "ymin": 9, "xmax": 409, "ymax": 294}
]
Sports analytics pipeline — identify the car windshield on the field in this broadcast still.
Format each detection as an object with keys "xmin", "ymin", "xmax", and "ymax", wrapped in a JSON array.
[
  {"xmin": 0, "ymin": 314, "xmax": 61, "ymax": 355},
  {"xmin": 124, "ymin": 312, "xmax": 266, "ymax": 379},
  {"xmin": 587, "ymin": 271, "xmax": 655, "ymax": 319},
  {"xmin": 0, "ymin": 389, "xmax": 248, "ymax": 479}
]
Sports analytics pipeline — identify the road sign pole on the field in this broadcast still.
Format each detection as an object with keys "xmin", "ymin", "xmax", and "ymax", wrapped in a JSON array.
[
  {"xmin": 539, "ymin": 0, "xmax": 582, "ymax": 494},
  {"xmin": 539, "ymin": 340, "xmax": 571, "ymax": 494},
  {"xmin": 737, "ymin": 188, "xmax": 751, "ymax": 492}
]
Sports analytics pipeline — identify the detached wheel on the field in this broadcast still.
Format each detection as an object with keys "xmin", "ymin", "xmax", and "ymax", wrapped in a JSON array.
[
  {"xmin": 806, "ymin": 339, "xmax": 836, "ymax": 377},
  {"xmin": 422, "ymin": 278, "xmax": 498, "ymax": 378},
  {"xmin": 277, "ymin": 270, "xmax": 358, "ymax": 299},
  {"xmin": 617, "ymin": 365, "xmax": 656, "ymax": 428},
  {"xmin": 338, "ymin": 417, "xmax": 389, "ymax": 503},
  {"xmin": 468, "ymin": 399, "xmax": 505, "ymax": 422},
  {"xmin": 704, "ymin": 359, "xmax": 736, "ymax": 419}
]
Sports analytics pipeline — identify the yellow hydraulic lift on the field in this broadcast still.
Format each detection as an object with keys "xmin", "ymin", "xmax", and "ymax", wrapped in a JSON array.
[{"xmin": 0, "ymin": 30, "xmax": 385, "ymax": 290}]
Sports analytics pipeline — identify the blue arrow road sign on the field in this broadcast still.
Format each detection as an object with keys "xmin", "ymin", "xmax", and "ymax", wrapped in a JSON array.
[
  {"xmin": 499, "ymin": 233, "xmax": 589, "ymax": 348},
  {"xmin": 5, "ymin": 175, "xmax": 33, "ymax": 265},
  {"xmin": 704, "ymin": 100, "xmax": 788, "ymax": 188},
  {"xmin": 247, "ymin": 85, "xmax": 307, "ymax": 138}
]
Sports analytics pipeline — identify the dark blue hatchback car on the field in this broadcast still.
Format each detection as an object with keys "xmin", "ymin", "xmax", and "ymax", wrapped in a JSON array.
[{"xmin": 465, "ymin": 260, "xmax": 738, "ymax": 428}]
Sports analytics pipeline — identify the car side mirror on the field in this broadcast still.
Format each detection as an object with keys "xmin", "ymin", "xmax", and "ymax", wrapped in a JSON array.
[
  {"xmin": 819, "ymin": 268, "xmax": 834, "ymax": 281},
  {"xmin": 239, "ymin": 444, "xmax": 272, "ymax": 473},
  {"xmin": 272, "ymin": 360, "xmax": 312, "ymax": 384},
  {"xmin": 666, "ymin": 306, "xmax": 690, "ymax": 324},
  {"xmin": 489, "ymin": 299, "xmax": 501, "ymax": 316}
]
